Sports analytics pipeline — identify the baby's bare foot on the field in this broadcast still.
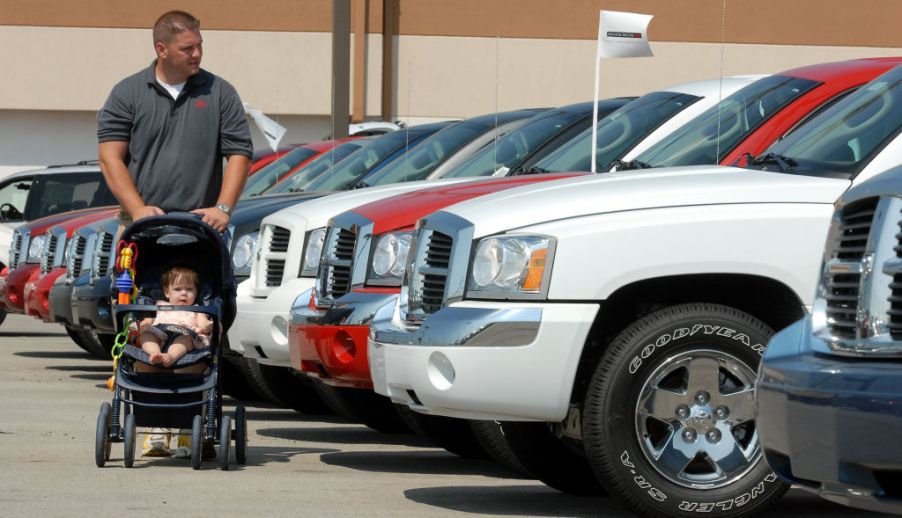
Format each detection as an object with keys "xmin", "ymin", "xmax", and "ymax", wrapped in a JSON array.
[
  {"xmin": 149, "ymin": 352, "xmax": 164, "ymax": 364},
  {"xmin": 161, "ymin": 353, "xmax": 174, "ymax": 368}
]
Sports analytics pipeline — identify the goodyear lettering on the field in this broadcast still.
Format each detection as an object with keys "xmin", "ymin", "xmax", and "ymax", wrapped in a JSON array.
[
  {"xmin": 678, "ymin": 473, "xmax": 780, "ymax": 512},
  {"xmin": 717, "ymin": 327, "xmax": 735, "ymax": 338},
  {"xmin": 629, "ymin": 324, "xmax": 766, "ymax": 374},
  {"xmin": 679, "ymin": 502, "xmax": 697, "ymax": 512}
]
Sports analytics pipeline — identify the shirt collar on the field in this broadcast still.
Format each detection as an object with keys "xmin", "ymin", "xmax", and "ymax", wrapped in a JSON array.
[{"xmin": 144, "ymin": 60, "xmax": 208, "ymax": 90}]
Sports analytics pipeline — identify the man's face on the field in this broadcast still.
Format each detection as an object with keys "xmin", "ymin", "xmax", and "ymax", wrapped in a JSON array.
[{"xmin": 156, "ymin": 29, "xmax": 203, "ymax": 78}]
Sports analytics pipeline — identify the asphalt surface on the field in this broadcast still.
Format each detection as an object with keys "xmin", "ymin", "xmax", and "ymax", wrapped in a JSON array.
[{"xmin": 0, "ymin": 313, "xmax": 884, "ymax": 517}]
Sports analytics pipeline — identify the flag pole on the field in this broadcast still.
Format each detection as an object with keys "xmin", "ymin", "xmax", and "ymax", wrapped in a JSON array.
[{"xmin": 591, "ymin": 10, "xmax": 603, "ymax": 174}]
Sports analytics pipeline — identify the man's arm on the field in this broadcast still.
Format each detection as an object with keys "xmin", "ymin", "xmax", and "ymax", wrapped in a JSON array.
[
  {"xmin": 98, "ymin": 141, "xmax": 164, "ymax": 220},
  {"xmin": 191, "ymin": 153, "xmax": 249, "ymax": 232}
]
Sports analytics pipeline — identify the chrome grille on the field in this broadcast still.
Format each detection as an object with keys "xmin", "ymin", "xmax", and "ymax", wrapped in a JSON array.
[
  {"xmin": 265, "ymin": 259, "xmax": 285, "ymax": 287},
  {"xmin": 322, "ymin": 228, "xmax": 356, "ymax": 300},
  {"xmin": 824, "ymin": 200, "xmax": 876, "ymax": 340},
  {"xmin": 889, "ymin": 213, "xmax": 902, "ymax": 339},
  {"xmin": 419, "ymin": 231, "xmax": 453, "ymax": 314},
  {"xmin": 40, "ymin": 231, "xmax": 57, "ymax": 273},
  {"xmin": 93, "ymin": 232, "xmax": 114, "ymax": 280},
  {"xmin": 9, "ymin": 231, "xmax": 24, "ymax": 269},
  {"xmin": 66, "ymin": 234, "xmax": 88, "ymax": 282}
]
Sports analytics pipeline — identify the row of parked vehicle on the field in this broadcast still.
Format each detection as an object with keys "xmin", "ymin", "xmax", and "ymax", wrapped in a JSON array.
[{"xmin": 1, "ymin": 57, "xmax": 900, "ymax": 516}]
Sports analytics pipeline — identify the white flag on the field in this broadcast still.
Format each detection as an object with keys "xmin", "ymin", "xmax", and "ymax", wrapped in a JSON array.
[
  {"xmin": 591, "ymin": 10, "xmax": 654, "ymax": 173},
  {"xmin": 243, "ymin": 103, "xmax": 288, "ymax": 152},
  {"xmin": 597, "ymin": 10, "xmax": 654, "ymax": 59}
]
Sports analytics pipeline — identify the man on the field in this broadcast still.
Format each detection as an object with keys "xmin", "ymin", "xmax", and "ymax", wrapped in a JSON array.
[
  {"xmin": 97, "ymin": 10, "xmax": 252, "ymax": 233},
  {"xmin": 97, "ymin": 10, "xmax": 252, "ymax": 458}
]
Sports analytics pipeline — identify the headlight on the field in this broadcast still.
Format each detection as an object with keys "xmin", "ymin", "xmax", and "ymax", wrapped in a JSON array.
[
  {"xmin": 27, "ymin": 235, "xmax": 46, "ymax": 263},
  {"xmin": 368, "ymin": 231, "xmax": 412, "ymax": 286},
  {"xmin": 467, "ymin": 235, "xmax": 554, "ymax": 298},
  {"xmin": 300, "ymin": 228, "xmax": 326, "ymax": 277},
  {"xmin": 231, "ymin": 232, "xmax": 259, "ymax": 274}
]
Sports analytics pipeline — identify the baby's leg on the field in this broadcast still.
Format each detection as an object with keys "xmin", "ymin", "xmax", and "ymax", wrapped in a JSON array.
[
  {"xmin": 139, "ymin": 331, "xmax": 164, "ymax": 365},
  {"xmin": 161, "ymin": 335, "xmax": 194, "ymax": 368}
]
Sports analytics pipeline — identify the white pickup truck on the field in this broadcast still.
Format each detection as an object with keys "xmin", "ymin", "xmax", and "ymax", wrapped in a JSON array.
[{"xmin": 369, "ymin": 66, "xmax": 902, "ymax": 516}]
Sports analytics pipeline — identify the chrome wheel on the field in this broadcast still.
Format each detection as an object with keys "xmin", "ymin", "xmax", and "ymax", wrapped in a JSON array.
[{"xmin": 635, "ymin": 349, "xmax": 759, "ymax": 489}]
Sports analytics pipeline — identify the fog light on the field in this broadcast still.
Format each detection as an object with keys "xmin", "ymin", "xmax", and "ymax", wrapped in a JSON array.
[
  {"xmin": 271, "ymin": 316, "xmax": 288, "ymax": 345},
  {"xmin": 427, "ymin": 352, "xmax": 455, "ymax": 390},
  {"xmin": 331, "ymin": 330, "xmax": 356, "ymax": 365}
]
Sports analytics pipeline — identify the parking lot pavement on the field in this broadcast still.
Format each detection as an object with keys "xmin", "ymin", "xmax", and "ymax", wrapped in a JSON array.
[{"xmin": 0, "ymin": 314, "xmax": 880, "ymax": 517}]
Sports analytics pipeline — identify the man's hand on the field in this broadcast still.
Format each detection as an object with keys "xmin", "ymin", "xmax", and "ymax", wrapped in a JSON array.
[
  {"xmin": 191, "ymin": 206, "xmax": 230, "ymax": 232},
  {"xmin": 132, "ymin": 205, "xmax": 165, "ymax": 221}
]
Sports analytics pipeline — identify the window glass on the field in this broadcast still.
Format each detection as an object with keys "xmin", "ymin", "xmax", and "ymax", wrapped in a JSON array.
[
  {"xmin": 637, "ymin": 75, "xmax": 819, "ymax": 167},
  {"xmin": 241, "ymin": 147, "xmax": 321, "ymax": 197},
  {"xmin": 24, "ymin": 173, "xmax": 116, "ymax": 220},
  {"xmin": 265, "ymin": 142, "xmax": 364, "ymax": 194},
  {"xmin": 0, "ymin": 178, "xmax": 32, "ymax": 221},
  {"xmin": 535, "ymin": 91, "xmax": 702, "ymax": 172}
]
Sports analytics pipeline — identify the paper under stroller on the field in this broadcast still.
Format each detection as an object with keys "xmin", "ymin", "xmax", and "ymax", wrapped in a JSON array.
[{"xmin": 94, "ymin": 213, "xmax": 246, "ymax": 470}]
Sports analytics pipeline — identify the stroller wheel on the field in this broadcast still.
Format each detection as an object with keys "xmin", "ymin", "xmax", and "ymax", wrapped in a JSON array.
[
  {"xmin": 218, "ymin": 415, "xmax": 232, "ymax": 470},
  {"xmin": 123, "ymin": 414, "xmax": 136, "ymax": 468},
  {"xmin": 95, "ymin": 402, "xmax": 112, "ymax": 467},
  {"xmin": 234, "ymin": 405, "xmax": 247, "ymax": 465},
  {"xmin": 190, "ymin": 415, "xmax": 203, "ymax": 470}
]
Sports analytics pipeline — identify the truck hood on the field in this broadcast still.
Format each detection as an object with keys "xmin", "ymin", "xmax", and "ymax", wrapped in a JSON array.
[
  {"xmin": 438, "ymin": 166, "xmax": 852, "ymax": 236},
  {"xmin": 353, "ymin": 173, "xmax": 585, "ymax": 234}
]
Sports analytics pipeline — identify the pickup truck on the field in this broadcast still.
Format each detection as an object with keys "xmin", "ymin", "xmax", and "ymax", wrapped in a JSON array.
[
  {"xmin": 368, "ymin": 63, "xmax": 902, "ymax": 517},
  {"xmin": 756, "ymin": 165, "xmax": 902, "ymax": 515}
]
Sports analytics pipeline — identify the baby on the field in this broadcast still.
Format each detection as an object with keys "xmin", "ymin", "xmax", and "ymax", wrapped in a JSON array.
[{"xmin": 138, "ymin": 266, "xmax": 212, "ymax": 368}]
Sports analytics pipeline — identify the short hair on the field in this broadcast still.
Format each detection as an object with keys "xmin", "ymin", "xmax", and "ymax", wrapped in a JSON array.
[
  {"xmin": 152, "ymin": 10, "xmax": 200, "ymax": 45},
  {"xmin": 161, "ymin": 266, "xmax": 200, "ymax": 290}
]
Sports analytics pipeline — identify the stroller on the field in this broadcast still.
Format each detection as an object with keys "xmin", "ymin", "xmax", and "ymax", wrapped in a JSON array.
[{"xmin": 94, "ymin": 214, "xmax": 246, "ymax": 470}]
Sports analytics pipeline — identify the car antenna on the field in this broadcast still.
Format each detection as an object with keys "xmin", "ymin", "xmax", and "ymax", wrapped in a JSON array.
[{"xmin": 715, "ymin": 0, "xmax": 727, "ymax": 164}]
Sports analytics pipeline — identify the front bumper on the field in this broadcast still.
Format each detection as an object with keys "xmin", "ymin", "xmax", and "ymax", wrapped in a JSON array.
[
  {"xmin": 289, "ymin": 289, "xmax": 397, "ymax": 389},
  {"xmin": 25, "ymin": 268, "xmax": 66, "ymax": 321},
  {"xmin": 49, "ymin": 277, "xmax": 75, "ymax": 325},
  {"xmin": 369, "ymin": 300, "xmax": 599, "ymax": 421},
  {"xmin": 2, "ymin": 264, "xmax": 40, "ymax": 314},
  {"xmin": 71, "ymin": 274, "xmax": 114, "ymax": 332},
  {"xmin": 757, "ymin": 317, "xmax": 902, "ymax": 515},
  {"xmin": 228, "ymin": 277, "xmax": 314, "ymax": 367}
]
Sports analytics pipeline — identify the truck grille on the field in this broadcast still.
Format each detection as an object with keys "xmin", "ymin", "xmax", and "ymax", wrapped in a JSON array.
[
  {"xmin": 824, "ymin": 200, "xmax": 876, "ymax": 339},
  {"xmin": 420, "ymin": 231, "xmax": 453, "ymax": 314},
  {"xmin": 9, "ymin": 231, "xmax": 24, "ymax": 269},
  {"xmin": 93, "ymin": 231, "xmax": 114, "ymax": 280},
  {"xmin": 263, "ymin": 225, "xmax": 291, "ymax": 287},
  {"xmin": 40, "ymin": 231, "xmax": 58, "ymax": 273},
  {"xmin": 66, "ymin": 234, "xmax": 88, "ymax": 282},
  {"xmin": 319, "ymin": 227, "xmax": 356, "ymax": 302},
  {"xmin": 889, "ymin": 212, "xmax": 902, "ymax": 339}
]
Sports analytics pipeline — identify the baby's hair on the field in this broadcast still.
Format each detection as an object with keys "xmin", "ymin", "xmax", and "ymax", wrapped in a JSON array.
[{"xmin": 161, "ymin": 266, "xmax": 200, "ymax": 290}]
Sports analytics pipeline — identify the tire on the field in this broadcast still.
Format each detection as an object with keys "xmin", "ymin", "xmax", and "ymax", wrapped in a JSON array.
[
  {"xmin": 218, "ymin": 415, "xmax": 231, "ymax": 470},
  {"xmin": 220, "ymin": 356, "xmax": 263, "ymax": 402},
  {"xmin": 392, "ymin": 405, "xmax": 487, "ymax": 458},
  {"xmin": 78, "ymin": 330, "xmax": 115, "ymax": 360},
  {"xmin": 123, "ymin": 413, "xmax": 136, "ymax": 468},
  {"xmin": 234, "ymin": 405, "xmax": 247, "ymax": 465},
  {"xmin": 190, "ymin": 415, "xmax": 203, "ymax": 470},
  {"xmin": 95, "ymin": 402, "xmax": 112, "ymax": 467},
  {"xmin": 65, "ymin": 325, "xmax": 93, "ymax": 355},
  {"xmin": 469, "ymin": 420, "xmax": 532, "ymax": 476},
  {"xmin": 501, "ymin": 421, "xmax": 605, "ymax": 495},
  {"xmin": 582, "ymin": 303, "xmax": 789, "ymax": 518},
  {"xmin": 0, "ymin": 307, "xmax": 6, "ymax": 327},
  {"xmin": 239, "ymin": 359, "xmax": 330, "ymax": 415},
  {"xmin": 315, "ymin": 384, "xmax": 412, "ymax": 434}
]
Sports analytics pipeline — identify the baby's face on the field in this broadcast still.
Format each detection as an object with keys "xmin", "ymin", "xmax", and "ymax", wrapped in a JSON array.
[{"xmin": 164, "ymin": 280, "xmax": 197, "ymax": 306}]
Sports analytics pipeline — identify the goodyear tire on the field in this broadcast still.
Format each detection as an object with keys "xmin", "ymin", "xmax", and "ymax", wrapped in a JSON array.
[
  {"xmin": 393, "ymin": 405, "xmax": 487, "ymax": 458},
  {"xmin": 582, "ymin": 303, "xmax": 788, "ymax": 518},
  {"xmin": 242, "ymin": 360, "xmax": 330, "ymax": 415},
  {"xmin": 469, "ymin": 420, "xmax": 532, "ymax": 477},
  {"xmin": 317, "ymin": 384, "xmax": 412, "ymax": 434}
]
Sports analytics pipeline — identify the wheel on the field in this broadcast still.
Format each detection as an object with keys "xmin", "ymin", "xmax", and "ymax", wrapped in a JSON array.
[
  {"xmin": 469, "ymin": 420, "xmax": 533, "ymax": 477},
  {"xmin": 94, "ymin": 402, "xmax": 112, "ymax": 467},
  {"xmin": 0, "ymin": 307, "xmax": 8, "ymax": 327},
  {"xmin": 190, "ymin": 415, "xmax": 203, "ymax": 470},
  {"xmin": 582, "ymin": 303, "xmax": 789, "ymax": 518},
  {"xmin": 234, "ymin": 405, "xmax": 247, "ymax": 465},
  {"xmin": 221, "ymin": 355, "xmax": 263, "ymax": 402},
  {"xmin": 393, "ymin": 405, "xmax": 487, "ymax": 458},
  {"xmin": 501, "ymin": 421, "xmax": 605, "ymax": 495},
  {"xmin": 78, "ymin": 330, "xmax": 115, "ymax": 360},
  {"xmin": 316, "ymin": 384, "xmax": 412, "ymax": 434},
  {"xmin": 123, "ymin": 413, "xmax": 136, "ymax": 468},
  {"xmin": 236, "ymin": 358, "xmax": 330, "ymax": 414},
  {"xmin": 65, "ymin": 325, "xmax": 94, "ymax": 355},
  {"xmin": 218, "ymin": 415, "xmax": 232, "ymax": 470}
]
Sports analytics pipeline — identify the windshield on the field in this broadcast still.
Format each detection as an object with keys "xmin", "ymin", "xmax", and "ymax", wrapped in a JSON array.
[
  {"xmin": 241, "ymin": 146, "xmax": 321, "ymax": 197},
  {"xmin": 24, "ymin": 173, "xmax": 117, "ymax": 220},
  {"xmin": 304, "ymin": 128, "xmax": 437, "ymax": 191},
  {"xmin": 637, "ymin": 75, "xmax": 819, "ymax": 167},
  {"xmin": 758, "ymin": 67, "xmax": 902, "ymax": 178},
  {"xmin": 358, "ymin": 121, "xmax": 492, "ymax": 186},
  {"xmin": 265, "ymin": 141, "xmax": 364, "ymax": 194},
  {"xmin": 444, "ymin": 108, "xmax": 597, "ymax": 178},
  {"xmin": 533, "ymin": 91, "xmax": 701, "ymax": 172}
]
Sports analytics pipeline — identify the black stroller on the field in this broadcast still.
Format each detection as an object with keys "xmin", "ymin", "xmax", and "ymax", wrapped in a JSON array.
[{"xmin": 94, "ymin": 214, "xmax": 246, "ymax": 470}]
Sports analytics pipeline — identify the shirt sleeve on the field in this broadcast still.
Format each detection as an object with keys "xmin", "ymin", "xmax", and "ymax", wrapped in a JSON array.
[
  {"xmin": 218, "ymin": 80, "xmax": 254, "ymax": 158},
  {"xmin": 97, "ymin": 81, "xmax": 134, "ymax": 143}
]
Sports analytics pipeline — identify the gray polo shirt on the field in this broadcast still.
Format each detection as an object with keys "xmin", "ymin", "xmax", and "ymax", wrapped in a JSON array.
[{"xmin": 97, "ymin": 62, "xmax": 253, "ymax": 213}]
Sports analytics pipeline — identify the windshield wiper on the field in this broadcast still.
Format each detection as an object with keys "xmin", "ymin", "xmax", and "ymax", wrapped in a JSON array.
[
  {"xmin": 511, "ymin": 165, "xmax": 550, "ymax": 176},
  {"xmin": 611, "ymin": 159, "xmax": 652, "ymax": 171},
  {"xmin": 350, "ymin": 180, "xmax": 370, "ymax": 189},
  {"xmin": 749, "ymin": 153, "xmax": 797, "ymax": 172}
]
